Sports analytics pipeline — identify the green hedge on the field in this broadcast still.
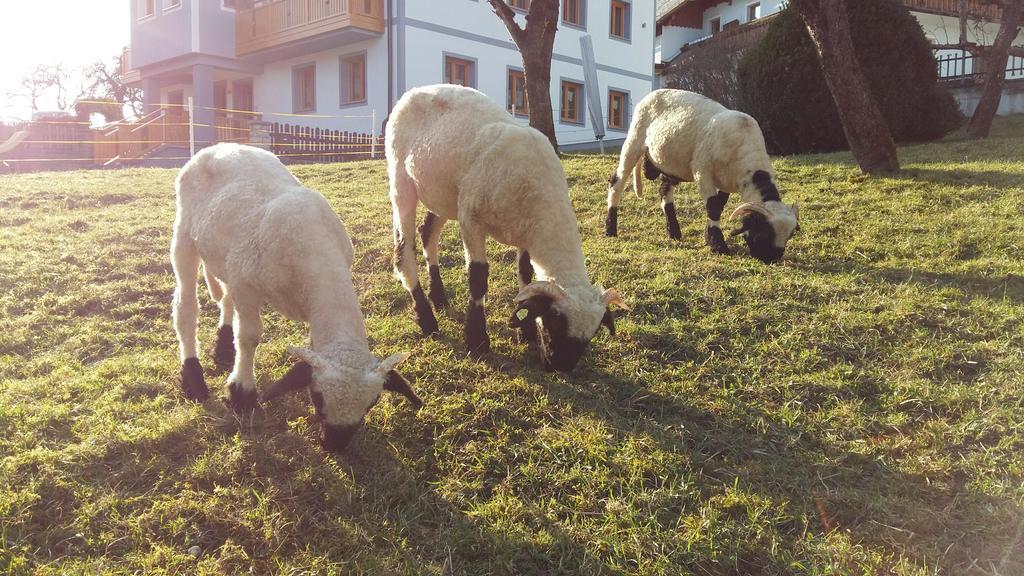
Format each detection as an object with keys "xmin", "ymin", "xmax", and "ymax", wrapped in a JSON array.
[{"xmin": 737, "ymin": 0, "xmax": 963, "ymax": 155}]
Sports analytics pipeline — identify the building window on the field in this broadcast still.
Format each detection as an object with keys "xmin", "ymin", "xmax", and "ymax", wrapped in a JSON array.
[
  {"xmin": 140, "ymin": 0, "xmax": 155, "ymax": 18},
  {"xmin": 560, "ymin": 80, "xmax": 583, "ymax": 124},
  {"xmin": 165, "ymin": 0, "xmax": 181, "ymax": 10},
  {"xmin": 563, "ymin": 0, "xmax": 585, "ymax": 27},
  {"xmin": 444, "ymin": 55, "xmax": 476, "ymax": 88},
  {"xmin": 608, "ymin": 90, "xmax": 627, "ymax": 130},
  {"xmin": 747, "ymin": 2, "xmax": 761, "ymax": 21},
  {"xmin": 214, "ymin": 80, "xmax": 228, "ymax": 111},
  {"xmin": 233, "ymin": 79, "xmax": 254, "ymax": 112},
  {"xmin": 709, "ymin": 17, "xmax": 721, "ymax": 35},
  {"xmin": 341, "ymin": 53, "xmax": 367, "ymax": 105},
  {"xmin": 508, "ymin": 68, "xmax": 528, "ymax": 117},
  {"xmin": 610, "ymin": 0, "xmax": 630, "ymax": 40},
  {"xmin": 293, "ymin": 63, "xmax": 316, "ymax": 113},
  {"xmin": 508, "ymin": 0, "xmax": 530, "ymax": 10}
]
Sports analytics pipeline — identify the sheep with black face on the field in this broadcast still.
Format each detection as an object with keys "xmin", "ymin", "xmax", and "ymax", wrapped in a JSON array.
[
  {"xmin": 386, "ymin": 84, "xmax": 628, "ymax": 372},
  {"xmin": 605, "ymin": 89, "xmax": 799, "ymax": 263},
  {"xmin": 171, "ymin": 143, "xmax": 422, "ymax": 451}
]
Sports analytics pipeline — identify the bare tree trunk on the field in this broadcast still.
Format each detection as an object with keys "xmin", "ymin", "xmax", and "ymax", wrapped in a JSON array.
[
  {"xmin": 967, "ymin": 0, "xmax": 1022, "ymax": 139},
  {"xmin": 487, "ymin": 0, "xmax": 560, "ymax": 152},
  {"xmin": 790, "ymin": 0, "xmax": 900, "ymax": 174}
]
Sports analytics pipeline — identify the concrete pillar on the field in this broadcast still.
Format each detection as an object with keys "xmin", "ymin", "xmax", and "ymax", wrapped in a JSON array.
[
  {"xmin": 191, "ymin": 64, "xmax": 215, "ymax": 149},
  {"xmin": 141, "ymin": 78, "xmax": 161, "ymax": 115}
]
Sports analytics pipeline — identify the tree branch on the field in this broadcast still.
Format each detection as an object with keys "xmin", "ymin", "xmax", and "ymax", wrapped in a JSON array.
[{"xmin": 486, "ymin": 0, "xmax": 526, "ymax": 45}]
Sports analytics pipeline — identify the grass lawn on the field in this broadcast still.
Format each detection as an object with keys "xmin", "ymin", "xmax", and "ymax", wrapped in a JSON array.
[{"xmin": 2, "ymin": 117, "xmax": 1023, "ymax": 575}]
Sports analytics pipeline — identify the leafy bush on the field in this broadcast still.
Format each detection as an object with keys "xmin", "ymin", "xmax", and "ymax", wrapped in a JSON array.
[{"xmin": 737, "ymin": 0, "xmax": 963, "ymax": 155}]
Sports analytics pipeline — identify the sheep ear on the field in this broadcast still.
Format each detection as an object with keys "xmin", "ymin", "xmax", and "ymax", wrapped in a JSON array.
[
  {"xmin": 383, "ymin": 370, "xmax": 423, "ymax": 409},
  {"xmin": 289, "ymin": 346, "xmax": 330, "ymax": 372},
  {"xmin": 508, "ymin": 294, "xmax": 554, "ymax": 328},
  {"xmin": 599, "ymin": 288, "xmax": 631, "ymax": 311},
  {"xmin": 729, "ymin": 202, "xmax": 771, "ymax": 220},
  {"xmin": 260, "ymin": 361, "xmax": 313, "ymax": 402},
  {"xmin": 514, "ymin": 281, "xmax": 567, "ymax": 304},
  {"xmin": 601, "ymin": 309, "xmax": 616, "ymax": 336},
  {"xmin": 376, "ymin": 352, "xmax": 410, "ymax": 376}
]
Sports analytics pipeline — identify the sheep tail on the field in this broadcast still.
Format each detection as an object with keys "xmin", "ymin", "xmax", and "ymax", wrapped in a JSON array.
[{"xmin": 633, "ymin": 159, "xmax": 644, "ymax": 198}]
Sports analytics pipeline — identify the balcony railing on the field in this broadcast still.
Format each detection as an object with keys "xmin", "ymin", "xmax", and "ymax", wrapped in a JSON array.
[
  {"xmin": 120, "ymin": 47, "xmax": 141, "ymax": 85},
  {"xmin": 901, "ymin": 0, "xmax": 1001, "ymax": 20},
  {"xmin": 674, "ymin": 12, "xmax": 778, "ymax": 62},
  {"xmin": 236, "ymin": 0, "xmax": 385, "ymax": 56}
]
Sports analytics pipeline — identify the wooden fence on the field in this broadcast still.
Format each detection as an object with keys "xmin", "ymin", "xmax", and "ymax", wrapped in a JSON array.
[
  {"xmin": 0, "ymin": 119, "xmax": 93, "ymax": 172},
  {"xmin": 268, "ymin": 122, "xmax": 383, "ymax": 163}
]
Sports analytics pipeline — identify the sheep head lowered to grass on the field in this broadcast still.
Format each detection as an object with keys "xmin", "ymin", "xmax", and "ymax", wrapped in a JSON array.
[
  {"xmin": 171, "ymin": 143, "xmax": 422, "ymax": 452},
  {"xmin": 260, "ymin": 348, "xmax": 421, "ymax": 451},
  {"xmin": 605, "ymin": 89, "xmax": 800, "ymax": 264},
  {"xmin": 508, "ymin": 282, "xmax": 629, "ymax": 372},
  {"xmin": 384, "ymin": 84, "xmax": 629, "ymax": 372}
]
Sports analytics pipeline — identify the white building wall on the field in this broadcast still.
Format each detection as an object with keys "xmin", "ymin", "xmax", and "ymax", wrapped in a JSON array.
[
  {"xmin": 700, "ymin": 0, "xmax": 784, "ymax": 34},
  {"xmin": 400, "ymin": 0, "xmax": 656, "ymax": 146},
  {"xmin": 657, "ymin": 0, "xmax": 785, "ymax": 66},
  {"xmin": 251, "ymin": 37, "xmax": 389, "ymax": 134}
]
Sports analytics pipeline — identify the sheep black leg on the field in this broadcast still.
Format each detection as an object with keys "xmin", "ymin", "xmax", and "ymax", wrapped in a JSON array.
[
  {"xmin": 394, "ymin": 225, "xmax": 439, "ymax": 336},
  {"xmin": 659, "ymin": 176, "xmax": 682, "ymax": 240},
  {"xmin": 516, "ymin": 250, "xmax": 538, "ymax": 344},
  {"xmin": 227, "ymin": 381, "xmax": 258, "ymax": 412},
  {"xmin": 464, "ymin": 261, "xmax": 490, "ymax": 355},
  {"xmin": 705, "ymin": 191, "xmax": 731, "ymax": 255},
  {"xmin": 606, "ymin": 173, "xmax": 620, "ymax": 237},
  {"xmin": 213, "ymin": 324, "xmax": 235, "ymax": 370},
  {"xmin": 180, "ymin": 357, "xmax": 209, "ymax": 402},
  {"xmin": 411, "ymin": 283, "xmax": 439, "ymax": 336},
  {"xmin": 225, "ymin": 304, "xmax": 261, "ymax": 413},
  {"xmin": 419, "ymin": 211, "xmax": 449, "ymax": 309}
]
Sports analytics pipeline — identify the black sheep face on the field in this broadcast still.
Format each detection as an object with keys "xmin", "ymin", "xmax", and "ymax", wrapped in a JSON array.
[
  {"xmin": 260, "ymin": 348, "xmax": 423, "ymax": 452},
  {"xmin": 731, "ymin": 202, "xmax": 799, "ymax": 264},
  {"xmin": 736, "ymin": 210, "xmax": 785, "ymax": 264},
  {"xmin": 509, "ymin": 284, "xmax": 626, "ymax": 373}
]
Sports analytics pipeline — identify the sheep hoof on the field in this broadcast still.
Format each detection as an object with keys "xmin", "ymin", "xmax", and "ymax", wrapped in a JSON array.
[
  {"xmin": 466, "ymin": 337, "xmax": 490, "ymax": 357},
  {"xmin": 465, "ymin": 326, "xmax": 490, "ymax": 356},
  {"xmin": 428, "ymin": 266, "xmax": 449, "ymax": 308},
  {"xmin": 664, "ymin": 203, "xmax": 682, "ymax": 240},
  {"xmin": 180, "ymin": 357, "xmax": 209, "ymax": 402},
  {"xmin": 411, "ymin": 284, "xmax": 440, "ymax": 336},
  {"xmin": 226, "ymin": 382, "xmax": 258, "ymax": 413},
  {"xmin": 213, "ymin": 325, "xmax": 235, "ymax": 370},
  {"xmin": 706, "ymin": 227, "xmax": 732, "ymax": 255},
  {"xmin": 430, "ymin": 291, "xmax": 449, "ymax": 309},
  {"xmin": 605, "ymin": 207, "xmax": 618, "ymax": 237}
]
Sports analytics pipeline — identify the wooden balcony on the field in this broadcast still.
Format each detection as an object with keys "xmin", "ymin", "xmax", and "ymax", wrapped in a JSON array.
[
  {"xmin": 672, "ymin": 12, "xmax": 778, "ymax": 64},
  {"xmin": 120, "ymin": 47, "xmax": 141, "ymax": 85},
  {"xmin": 900, "ymin": 0, "xmax": 1001, "ymax": 20},
  {"xmin": 236, "ymin": 0, "xmax": 385, "ymax": 56}
]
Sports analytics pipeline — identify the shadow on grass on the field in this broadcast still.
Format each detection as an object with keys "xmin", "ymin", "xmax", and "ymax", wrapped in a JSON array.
[
  {"xmin": 530, "ymin": 367, "xmax": 1024, "ymax": 575},
  {"xmin": 798, "ymin": 257, "xmax": 1024, "ymax": 302},
  {"xmin": 892, "ymin": 166, "xmax": 1024, "ymax": 190}
]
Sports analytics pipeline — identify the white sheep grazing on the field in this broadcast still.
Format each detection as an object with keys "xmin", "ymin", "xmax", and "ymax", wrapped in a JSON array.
[
  {"xmin": 606, "ymin": 89, "xmax": 799, "ymax": 264},
  {"xmin": 171, "ymin": 143, "xmax": 422, "ymax": 451},
  {"xmin": 386, "ymin": 84, "xmax": 628, "ymax": 372}
]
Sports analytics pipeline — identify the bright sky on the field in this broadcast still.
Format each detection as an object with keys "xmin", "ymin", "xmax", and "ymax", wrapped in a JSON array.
[{"xmin": 0, "ymin": 1, "xmax": 129, "ymax": 121}]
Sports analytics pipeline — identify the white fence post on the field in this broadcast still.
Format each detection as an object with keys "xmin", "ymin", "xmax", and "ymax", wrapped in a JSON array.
[
  {"xmin": 371, "ymin": 109, "xmax": 377, "ymax": 160},
  {"xmin": 187, "ymin": 96, "xmax": 195, "ymax": 158}
]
